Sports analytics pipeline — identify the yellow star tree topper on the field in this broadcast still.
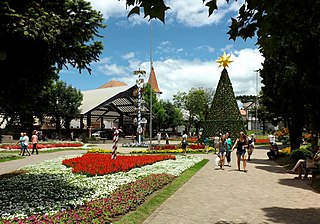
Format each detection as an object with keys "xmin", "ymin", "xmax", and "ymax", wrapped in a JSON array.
[{"xmin": 216, "ymin": 52, "xmax": 234, "ymax": 68}]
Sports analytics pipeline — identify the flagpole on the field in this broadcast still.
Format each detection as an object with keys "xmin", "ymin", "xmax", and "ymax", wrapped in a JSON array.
[{"xmin": 149, "ymin": 19, "xmax": 153, "ymax": 148}]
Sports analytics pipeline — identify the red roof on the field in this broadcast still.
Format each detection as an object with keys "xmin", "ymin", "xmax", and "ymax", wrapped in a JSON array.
[
  {"xmin": 148, "ymin": 67, "xmax": 162, "ymax": 94},
  {"xmin": 98, "ymin": 80, "xmax": 128, "ymax": 89}
]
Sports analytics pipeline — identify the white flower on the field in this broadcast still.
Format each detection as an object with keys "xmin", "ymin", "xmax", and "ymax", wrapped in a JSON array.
[{"xmin": 0, "ymin": 154, "xmax": 203, "ymax": 219}]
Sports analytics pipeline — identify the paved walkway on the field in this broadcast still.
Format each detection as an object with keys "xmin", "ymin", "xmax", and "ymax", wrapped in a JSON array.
[
  {"xmin": 1, "ymin": 145, "xmax": 320, "ymax": 223},
  {"xmin": 0, "ymin": 143, "xmax": 134, "ymax": 175},
  {"xmin": 143, "ymin": 147, "xmax": 320, "ymax": 224}
]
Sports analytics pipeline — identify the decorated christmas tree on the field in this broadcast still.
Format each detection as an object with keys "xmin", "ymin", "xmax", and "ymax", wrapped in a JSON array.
[{"xmin": 202, "ymin": 53, "xmax": 246, "ymax": 140}]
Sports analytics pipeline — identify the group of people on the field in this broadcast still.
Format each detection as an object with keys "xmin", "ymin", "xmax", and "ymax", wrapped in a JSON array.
[
  {"xmin": 17, "ymin": 130, "xmax": 39, "ymax": 156},
  {"xmin": 157, "ymin": 132, "xmax": 170, "ymax": 145},
  {"xmin": 206, "ymin": 131, "xmax": 255, "ymax": 172}
]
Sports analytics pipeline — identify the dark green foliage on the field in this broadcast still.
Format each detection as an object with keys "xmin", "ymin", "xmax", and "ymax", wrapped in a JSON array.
[
  {"xmin": 228, "ymin": 0, "xmax": 320, "ymax": 151},
  {"xmin": 0, "ymin": 0, "xmax": 104, "ymax": 129},
  {"xmin": 202, "ymin": 68, "xmax": 245, "ymax": 139},
  {"xmin": 290, "ymin": 147, "xmax": 313, "ymax": 163},
  {"xmin": 46, "ymin": 81, "xmax": 83, "ymax": 137}
]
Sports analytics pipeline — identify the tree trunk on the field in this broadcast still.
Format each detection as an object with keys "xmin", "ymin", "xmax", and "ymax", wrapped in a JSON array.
[
  {"xmin": 55, "ymin": 118, "xmax": 61, "ymax": 140},
  {"xmin": 311, "ymin": 131, "xmax": 318, "ymax": 152},
  {"xmin": 288, "ymin": 119, "xmax": 303, "ymax": 151},
  {"xmin": 262, "ymin": 119, "xmax": 266, "ymax": 135}
]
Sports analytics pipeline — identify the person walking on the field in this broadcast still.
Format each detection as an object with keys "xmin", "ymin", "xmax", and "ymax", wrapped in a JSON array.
[
  {"xmin": 157, "ymin": 132, "xmax": 161, "ymax": 145},
  {"xmin": 204, "ymin": 136, "xmax": 210, "ymax": 154},
  {"xmin": 165, "ymin": 132, "xmax": 169, "ymax": 145},
  {"xmin": 217, "ymin": 135, "xmax": 228, "ymax": 170},
  {"xmin": 225, "ymin": 132, "xmax": 233, "ymax": 167},
  {"xmin": 21, "ymin": 132, "xmax": 31, "ymax": 156},
  {"xmin": 31, "ymin": 130, "xmax": 39, "ymax": 155},
  {"xmin": 232, "ymin": 131, "xmax": 248, "ymax": 172},
  {"xmin": 247, "ymin": 134, "xmax": 255, "ymax": 161},
  {"xmin": 181, "ymin": 132, "xmax": 188, "ymax": 156},
  {"xmin": 16, "ymin": 132, "xmax": 24, "ymax": 155},
  {"xmin": 70, "ymin": 131, "xmax": 74, "ymax": 141},
  {"xmin": 214, "ymin": 134, "xmax": 220, "ymax": 154}
]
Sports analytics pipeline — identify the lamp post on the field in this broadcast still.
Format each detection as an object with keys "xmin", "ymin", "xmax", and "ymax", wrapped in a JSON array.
[
  {"xmin": 134, "ymin": 68, "xmax": 146, "ymax": 145},
  {"xmin": 254, "ymin": 69, "xmax": 259, "ymax": 134},
  {"xmin": 149, "ymin": 20, "xmax": 153, "ymax": 148}
]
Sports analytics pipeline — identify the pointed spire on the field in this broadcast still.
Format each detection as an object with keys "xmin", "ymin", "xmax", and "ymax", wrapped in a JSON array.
[{"xmin": 148, "ymin": 66, "xmax": 162, "ymax": 94}]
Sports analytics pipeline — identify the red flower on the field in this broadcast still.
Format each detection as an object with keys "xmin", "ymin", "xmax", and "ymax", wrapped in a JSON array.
[{"xmin": 62, "ymin": 154, "xmax": 176, "ymax": 176}]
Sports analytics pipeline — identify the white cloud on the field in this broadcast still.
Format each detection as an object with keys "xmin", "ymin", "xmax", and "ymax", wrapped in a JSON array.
[
  {"xmin": 197, "ymin": 45, "xmax": 216, "ymax": 53},
  {"xmin": 117, "ymin": 48, "xmax": 264, "ymax": 101},
  {"xmin": 122, "ymin": 52, "xmax": 135, "ymax": 60},
  {"xmin": 87, "ymin": 0, "xmax": 149, "ymax": 26},
  {"xmin": 167, "ymin": 0, "xmax": 244, "ymax": 27},
  {"xmin": 87, "ymin": 0, "xmax": 245, "ymax": 27},
  {"xmin": 97, "ymin": 63, "xmax": 128, "ymax": 76},
  {"xmin": 87, "ymin": 0, "xmax": 127, "ymax": 19}
]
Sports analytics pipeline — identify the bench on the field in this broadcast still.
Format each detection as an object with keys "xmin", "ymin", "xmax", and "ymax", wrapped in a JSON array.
[{"xmin": 309, "ymin": 168, "xmax": 320, "ymax": 183}]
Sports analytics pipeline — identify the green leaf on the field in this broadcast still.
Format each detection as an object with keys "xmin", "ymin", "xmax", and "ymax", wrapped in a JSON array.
[
  {"xmin": 128, "ymin": 6, "xmax": 140, "ymax": 18},
  {"xmin": 205, "ymin": 0, "xmax": 218, "ymax": 17}
]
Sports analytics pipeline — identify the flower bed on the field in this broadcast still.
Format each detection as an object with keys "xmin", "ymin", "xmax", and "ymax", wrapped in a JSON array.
[
  {"xmin": 151, "ymin": 145, "xmax": 178, "ymax": 150},
  {"xmin": 4, "ymin": 173, "xmax": 175, "ymax": 224},
  {"xmin": 0, "ymin": 154, "xmax": 202, "ymax": 220},
  {"xmin": 255, "ymin": 139, "xmax": 270, "ymax": 144},
  {"xmin": 131, "ymin": 147, "xmax": 215, "ymax": 154},
  {"xmin": 62, "ymin": 154, "xmax": 176, "ymax": 176},
  {"xmin": 169, "ymin": 137, "xmax": 199, "ymax": 143},
  {"xmin": 188, "ymin": 144, "xmax": 205, "ymax": 150},
  {"xmin": 0, "ymin": 142, "xmax": 83, "ymax": 150},
  {"xmin": 87, "ymin": 149, "xmax": 113, "ymax": 154},
  {"xmin": 150, "ymin": 143, "xmax": 205, "ymax": 151}
]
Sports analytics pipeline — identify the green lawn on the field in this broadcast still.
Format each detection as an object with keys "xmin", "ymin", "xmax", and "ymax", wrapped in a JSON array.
[{"xmin": 0, "ymin": 153, "xmax": 23, "ymax": 163}]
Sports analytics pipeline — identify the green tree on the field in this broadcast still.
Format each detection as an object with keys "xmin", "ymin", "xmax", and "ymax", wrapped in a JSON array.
[
  {"xmin": 226, "ymin": 0, "xmax": 320, "ymax": 151},
  {"xmin": 46, "ymin": 81, "xmax": 83, "ymax": 139},
  {"xmin": 173, "ymin": 88, "xmax": 213, "ymax": 134},
  {"xmin": 0, "ymin": 0, "xmax": 105, "ymax": 128},
  {"xmin": 142, "ymin": 83, "xmax": 165, "ymax": 133},
  {"xmin": 159, "ymin": 100, "xmax": 183, "ymax": 133},
  {"xmin": 203, "ymin": 68, "xmax": 245, "ymax": 140}
]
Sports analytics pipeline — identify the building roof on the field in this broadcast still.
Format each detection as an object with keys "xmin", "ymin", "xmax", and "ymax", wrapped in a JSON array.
[
  {"xmin": 97, "ymin": 80, "xmax": 128, "ymax": 89},
  {"xmin": 148, "ymin": 67, "xmax": 162, "ymax": 94},
  {"xmin": 80, "ymin": 85, "xmax": 148, "ymax": 117}
]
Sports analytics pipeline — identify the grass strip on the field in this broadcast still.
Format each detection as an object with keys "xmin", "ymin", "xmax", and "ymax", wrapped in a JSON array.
[
  {"xmin": 0, "ymin": 154, "xmax": 23, "ymax": 163},
  {"xmin": 115, "ymin": 158, "xmax": 209, "ymax": 224}
]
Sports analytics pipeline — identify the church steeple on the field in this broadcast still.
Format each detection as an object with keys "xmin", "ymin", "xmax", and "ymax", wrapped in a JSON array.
[{"xmin": 148, "ymin": 66, "xmax": 162, "ymax": 94}]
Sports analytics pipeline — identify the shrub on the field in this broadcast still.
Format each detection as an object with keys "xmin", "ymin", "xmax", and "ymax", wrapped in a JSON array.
[
  {"xmin": 279, "ymin": 147, "xmax": 291, "ymax": 157},
  {"xmin": 290, "ymin": 145, "xmax": 313, "ymax": 162}
]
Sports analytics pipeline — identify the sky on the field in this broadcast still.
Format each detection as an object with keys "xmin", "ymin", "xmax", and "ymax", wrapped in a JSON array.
[{"xmin": 59, "ymin": 0, "xmax": 265, "ymax": 102}]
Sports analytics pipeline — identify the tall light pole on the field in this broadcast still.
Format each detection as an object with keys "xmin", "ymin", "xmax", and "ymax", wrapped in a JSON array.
[
  {"xmin": 134, "ymin": 69, "xmax": 146, "ymax": 145},
  {"xmin": 149, "ymin": 20, "xmax": 153, "ymax": 147},
  {"xmin": 254, "ymin": 69, "xmax": 259, "ymax": 134}
]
